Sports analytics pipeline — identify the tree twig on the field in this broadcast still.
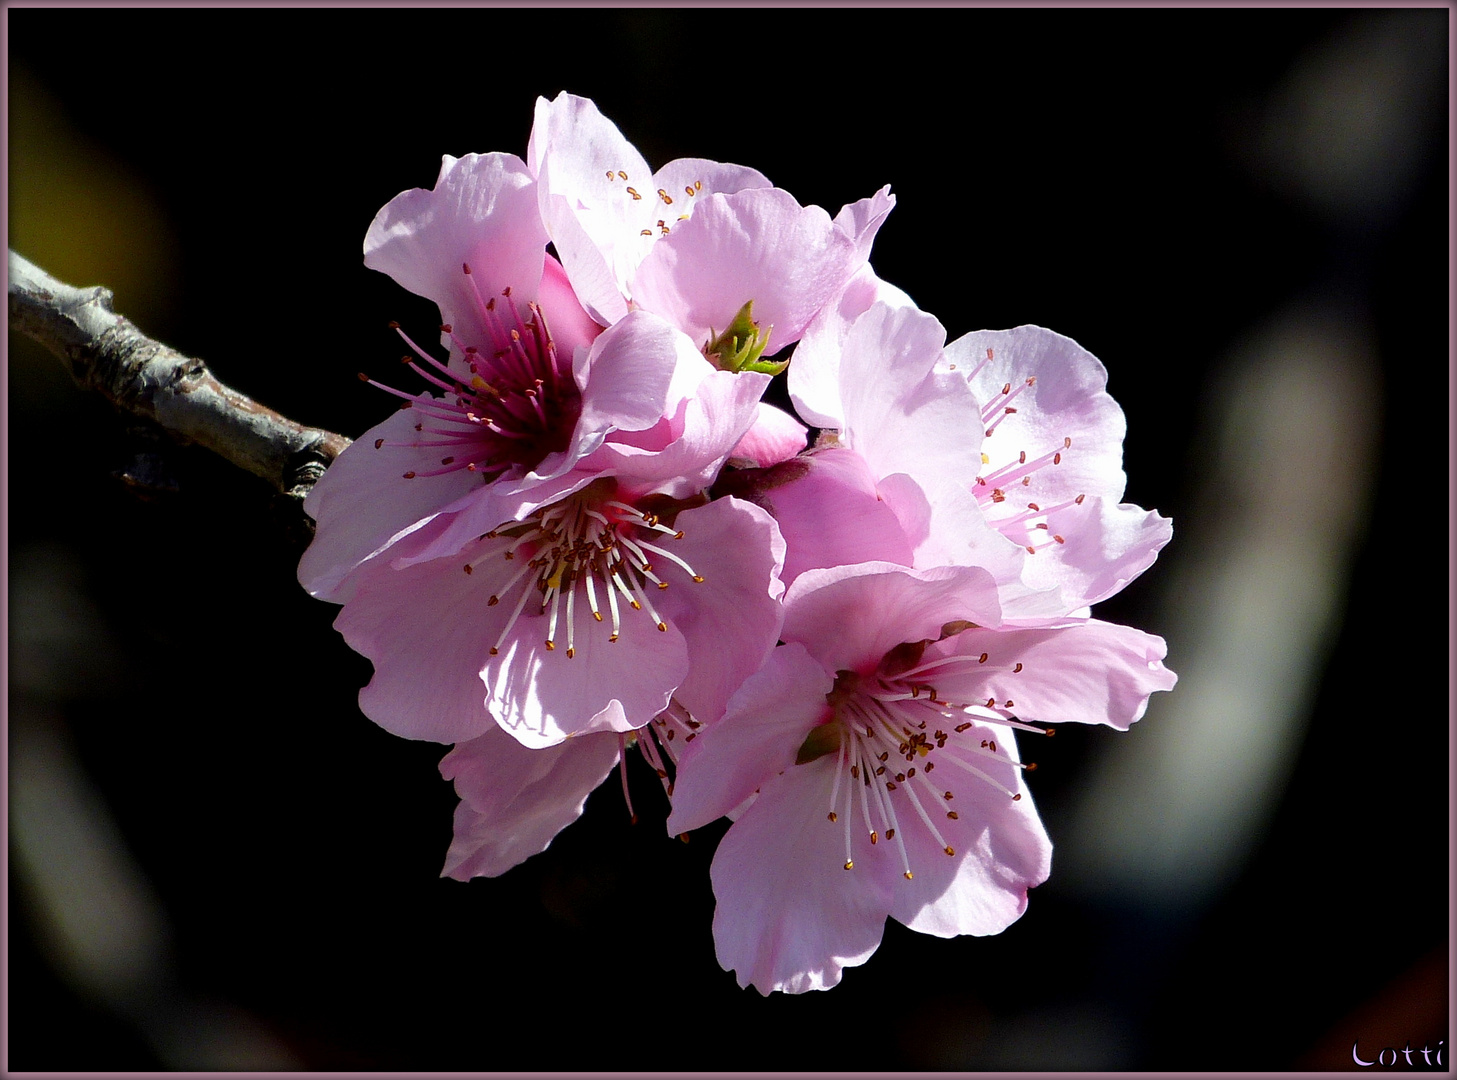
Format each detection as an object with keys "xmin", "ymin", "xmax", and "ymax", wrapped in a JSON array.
[{"xmin": 8, "ymin": 249, "xmax": 350, "ymax": 502}]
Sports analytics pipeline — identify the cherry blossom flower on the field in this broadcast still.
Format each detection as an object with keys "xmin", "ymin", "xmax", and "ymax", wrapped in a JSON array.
[
  {"xmin": 300, "ymin": 150, "xmax": 787, "ymax": 751},
  {"xmin": 667, "ymin": 562, "xmax": 1176, "ymax": 994},
  {"xmin": 946, "ymin": 324, "xmax": 1174, "ymax": 610},
  {"xmin": 527, "ymin": 92, "xmax": 872, "ymax": 369},
  {"xmin": 780, "ymin": 300, "xmax": 1172, "ymax": 616}
]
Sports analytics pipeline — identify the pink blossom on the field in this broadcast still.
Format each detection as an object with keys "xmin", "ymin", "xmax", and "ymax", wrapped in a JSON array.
[
  {"xmin": 667, "ymin": 562, "xmax": 1176, "ymax": 994},
  {"xmin": 745, "ymin": 302, "xmax": 1049, "ymax": 607},
  {"xmin": 300, "ymin": 149, "xmax": 787, "ymax": 750},
  {"xmin": 781, "ymin": 299, "xmax": 1171, "ymax": 616},
  {"xmin": 527, "ymin": 92, "xmax": 869, "ymax": 366},
  {"xmin": 947, "ymin": 324, "xmax": 1174, "ymax": 610}
]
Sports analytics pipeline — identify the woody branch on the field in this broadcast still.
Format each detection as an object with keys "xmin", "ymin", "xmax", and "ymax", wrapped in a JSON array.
[{"xmin": 7, "ymin": 249, "xmax": 350, "ymax": 501}]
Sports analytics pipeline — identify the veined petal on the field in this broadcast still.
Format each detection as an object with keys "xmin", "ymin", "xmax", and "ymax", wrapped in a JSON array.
[
  {"xmin": 667, "ymin": 642, "xmax": 833, "ymax": 835},
  {"xmin": 1014, "ymin": 496, "xmax": 1174, "ymax": 609},
  {"xmin": 889, "ymin": 733, "xmax": 1052, "ymax": 938},
  {"xmin": 838, "ymin": 302, "xmax": 984, "ymax": 488},
  {"xmin": 789, "ymin": 264, "xmax": 915, "ymax": 430},
  {"xmin": 833, "ymin": 185, "xmax": 896, "ymax": 266},
  {"xmin": 364, "ymin": 152, "xmax": 548, "ymax": 355},
  {"xmin": 630, "ymin": 188, "xmax": 859, "ymax": 354},
  {"xmin": 927, "ymin": 619, "xmax": 1177, "ymax": 731},
  {"xmin": 572, "ymin": 310, "xmax": 709, "ymax": 439},
  {"xmin": 729, "ymin": 401, "xmax": 808, "ymax": 469},
  {"xmin": 332, "ymin": 544, "xmax": 506, "ymax": 744},
  {"xmin": 653, "ymin": 497, "xmax": 787, "ymax": 727},
  {"xmin": 585, "ymin": 368, "xmax": 770, "ymax": 498},
  {"xmin": 876, "ymin": 472, "xmax": 1072, "ymax": 620},
  {"xmin": 528, "ymin": 93, "xmax": 653, "ymax": 324},
  {"xmin": 947, "ymin": 324, "xmax": 1128, "ymax": 505},
  {"xmin": 299, "ymin": 397, "xmax": 485, "ymax": 603},
  {"xmin": 761, "ymin": 448, "xmax": 915, "ymax": 589},
  {"xmin": 484, "ymin": 580, "xmax": 690, "ymax": 748},
  {"xmin": 784, "ymin": 562, "xmax": 1003, "ymax": 674},
  {"xmin": 440, "ymin": 728, "xmax": 621, "ymax": 880},
  {"xmin": 709, "ymin": 757, "xmax": 897, "ymax": 995}
]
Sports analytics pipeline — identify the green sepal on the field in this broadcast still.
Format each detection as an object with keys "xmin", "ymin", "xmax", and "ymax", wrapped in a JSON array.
[{"xmin": 705, "ymin": 299, "xmax": 776, "ymax": 373}]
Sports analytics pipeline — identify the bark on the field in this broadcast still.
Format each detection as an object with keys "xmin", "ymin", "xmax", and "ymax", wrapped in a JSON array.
[{"xmin": 8, "ymin": 249, "xmax": 350, "ymax": 502}]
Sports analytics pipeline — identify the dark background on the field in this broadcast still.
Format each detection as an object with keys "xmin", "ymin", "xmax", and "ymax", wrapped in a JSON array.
[{"xmin": 7, "ymin": 7, "xmax": 1449, "ymax": 1072}]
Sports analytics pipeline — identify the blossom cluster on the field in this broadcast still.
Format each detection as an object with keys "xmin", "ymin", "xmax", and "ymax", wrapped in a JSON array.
[{"xmin": 299, "ymin": 93, "xmax": 1176, "ymax": 995}]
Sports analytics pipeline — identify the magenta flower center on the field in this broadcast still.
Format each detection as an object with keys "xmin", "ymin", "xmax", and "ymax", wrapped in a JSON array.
[
  {"xmin": 460, "ymin": 483, "xmax": 705, "ymax": 659},
  {"xmin": 363, "ymin": 268, "xmax": 582, "ymax": 483},
  {"xmin": 807, "ymin": 644, "xmax": 1053, "ymax": 879}
]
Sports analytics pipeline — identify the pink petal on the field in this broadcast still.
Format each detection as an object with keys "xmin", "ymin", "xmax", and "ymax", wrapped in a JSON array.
[
  {"xmin": 652, "ymin": 157, "xmax": 773, "ymax": 206},
  {"xmin": 332, "ymin": 544, "xmax": 507, "ymax": 744},
  {"xmin": 572, "ymin": 310, "xmax": 710, "ymax": 439},
  {"xmin": 789, "ymin": 264, "xmax": 915, "ymax": 429},
  {"xmin": 653, "ymin": 497, "xmax": 787, "ymax": 726},
  {"xmin": 946, "ymin": 324, "xmax": 1128, "ymax": 506},
  {"xmin": 581, "ymin": 365, "xmax": 771, "ymax": 499},
  {"xmin": 299, "ymin": 397, "xmax": 486, "ymax": 603},
  {"xmin": 439, "ymin": 727, "xmax": 621, "ymax": 880},
  {"xmin": 886, "ymin": 723, "xmax": 1052, "ymax": 938},
  {"xmin": 783, "ymin": 562, "xmax": 1003, "ymax": 675},
  {"xmin": 927, "ymin": 619, "xmax": 1178, "ymax": 731},
  {"xmin": 484, "ymin": 579, "xmax": 691, "ymax": 748},
  {"xmin": 537, "ymin": 251, "xmax": 605, "ymax": 354},
  {"xmin": 666, "ymin": 642, "xmax": 833, "ymax": 836},
  {"xmin": 729, "ymin": 402, "xmax": 808, "ymax": 468},
  {"xmin": 876, "ymin": 472, "xmax": 1072, "ymax": 620},
  {"xmin": 528, "ymin": 93, "xmax": 653, "ymax": 325},
  {"xmin": 363, "ymin": 153, "xmax": 548, "ymax": 355},
  {"xmin": 832, "ymin": 184, "xmax": 896, "ymax": 266},
  {"xmin": 630, "ymin": 188, "xmax": 859, "ymax": 353},
  {"xmin": 838, "ymin": 302, "xmax": 984, "ymax": 488},
  {"xmin": 759, "ymin": 448, "xmax": 915, "ymax": 589},
  {"xmin": 1013, "ymin": 496, "xmax": 1174, "ymax": 609},
  {"xmin": 708, "ymin": 757, "xmax": 897, "ymax": 994}
]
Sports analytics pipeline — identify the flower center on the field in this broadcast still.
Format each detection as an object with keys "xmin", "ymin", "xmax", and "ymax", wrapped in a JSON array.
[
  {"xmin": 460, "ymin": 481, "xmax": 705, "ymax": 660},
  {"xmin": 961, "ymin": 346, "xmax": 1087, "ymax": 556},
  {"xmin": 800, "ymin": 644, "xmax": 1053, "ymax": 879},
  {"xmin": 360, "ymin": 268, "xmax": 582, "ymax": 483}
]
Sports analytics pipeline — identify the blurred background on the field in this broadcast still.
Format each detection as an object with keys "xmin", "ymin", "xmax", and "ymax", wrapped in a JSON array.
[{"xmin": 7, "ymin": 7, "xmax": 1449, "ymax": 1071}]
